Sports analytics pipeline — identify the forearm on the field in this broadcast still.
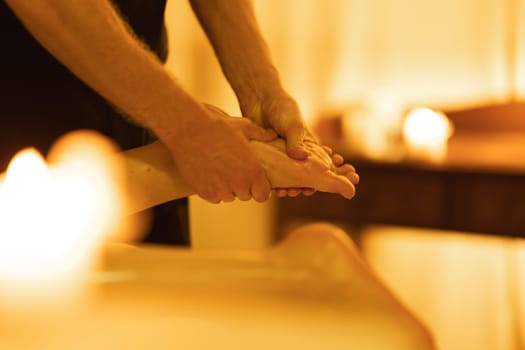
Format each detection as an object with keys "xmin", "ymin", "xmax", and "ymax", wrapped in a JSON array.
[
  {"xmin": 189, "ymin": 0, "xmax": 284, "ymax": 121},
  {"xmin": 5, "ymin": 0, "xmax": 202, "ymax": 139}
]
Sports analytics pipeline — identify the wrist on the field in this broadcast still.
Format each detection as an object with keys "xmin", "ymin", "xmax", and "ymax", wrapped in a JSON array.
[{"xmin": 235, "ymin": 70, "xmax": 286, "ymax": 122}]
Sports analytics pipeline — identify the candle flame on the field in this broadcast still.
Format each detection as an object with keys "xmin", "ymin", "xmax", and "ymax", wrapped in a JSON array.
[
  {"xmin": 0, "ymin": 131, "xmax": 126, "ymax": 300},
  {"xmin": 403, "ymin": 107, "xmax": 454, "ymax": 161},
  {"xmin": 403, "ymin": 108, "xmax": 452, "ymax": 145}
]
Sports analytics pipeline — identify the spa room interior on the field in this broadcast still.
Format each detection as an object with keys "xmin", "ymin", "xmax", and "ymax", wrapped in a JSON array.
[{"xmin": 1, "ymin": 0, "xmax": 525, "ymax": 349}]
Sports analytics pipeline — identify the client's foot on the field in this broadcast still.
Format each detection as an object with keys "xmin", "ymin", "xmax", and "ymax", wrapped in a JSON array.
[{"xmin": 250, "ymin": 139, "xmax": 358, "ymax": 199}]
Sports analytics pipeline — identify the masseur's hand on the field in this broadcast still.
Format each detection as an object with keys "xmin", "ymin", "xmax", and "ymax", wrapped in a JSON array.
[
  {"xmin": 158, "ymin": 103, "xmax": 276, "ymax": 204},
  {"xmin": 274, "ymin": 140, "xmax": 349, "ymax": 198},
  {"xmin": 241, "ymin": 92, "xmax": 307, "ymax": 159},
  {"xmin": 250, "ymin": 138, "xmax": 359, "ymax": 200},
  {"xmin": 241, "ymin": 91, "xmax": 346, "ymax": 197}
]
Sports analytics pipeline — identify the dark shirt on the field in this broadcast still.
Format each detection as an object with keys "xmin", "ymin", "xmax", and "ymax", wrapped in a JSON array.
[
  {"xmin": 0, "ymin": 1, "xmax": 189, "ymax": 245},
  {"xmin": 0, "ymin": 0, "xmax": 167, "ymax": 160}
]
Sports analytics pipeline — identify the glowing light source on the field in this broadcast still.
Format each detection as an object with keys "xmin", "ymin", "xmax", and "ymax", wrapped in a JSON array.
[
  {"xmin": 403, "ymin": 107, "xmax": 453, "ymax": 162},
  {"xmin": 341, "ymin": 91, "xmax": 405, "ymax": 161},
  {"xmin": 0, "ymin": 131, "xmax": 124, "ymax": 300}
]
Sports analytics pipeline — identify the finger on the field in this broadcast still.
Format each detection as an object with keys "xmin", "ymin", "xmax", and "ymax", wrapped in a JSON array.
[
  {"xmin": 274, "ymin": 188, "xmax": 288, "ymax": 197},
  {"xmin": 204, "ymin": 104, "xmax": 277, "ymax": 141},
  {"xmin": 206, "ymin": 187, "xmax": 236, "ymax": 203},
  {"xmin": 250, "ymin": 175, "xmax": 272, "ymax": 203},
  {"xmin": 302, "ymin": 188, "xmax": 316, "ymax": 196},
  {"xmin": 335, "ymin": 163, "xmax": 356, "ymax": 173},
  {"xmin": 220, "ymin": 193, "xmax": 236, "ymax": 203},
  {"xmin": 284, "ymin": 122, "xmax": 308, "ymax": 160},
  {"xmin": 201, "ymin": 195, "xmax": 221, "ymax": 204},
  {"xmin": 235, "ymin": 189, "xmax": 252, "ymax": 201},
  {"xmin": 238, "ymin": 119, "xmax": 278, "ymax": 141},
  {"xmin": 230, "ymin": 181, "xmax": 252, "ymax": 201},
  {"xmin": 282, "ymin": 187, "xmax": 315, "ymax": 196},
  {"xmin": 285, "ymin": 188, "xmax": 302, "ymax": 197},
  {"xmin": 331, "ymin": 153, "xmax": 344, "ymax": 166},
  {"xmin": 196, "ymin": 186, "xmax": 222, "ymax": 204}
]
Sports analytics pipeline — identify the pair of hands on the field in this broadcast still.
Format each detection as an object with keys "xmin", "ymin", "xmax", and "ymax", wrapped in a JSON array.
[{"xmin": 162, "ymin": 93, "xmax": 352, "ymax": 203}]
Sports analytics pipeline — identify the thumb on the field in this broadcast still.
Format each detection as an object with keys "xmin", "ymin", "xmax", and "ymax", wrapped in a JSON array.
[
  {"xmin": 284, "ymin": 122, "xmax": 308, "ymax": 160},
  {"xmin": 238, "ymin": 119, "xmax": 278, "ymax": 141}
]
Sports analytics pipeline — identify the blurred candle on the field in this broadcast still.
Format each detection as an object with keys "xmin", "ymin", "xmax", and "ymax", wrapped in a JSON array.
[
  {"xmin": 342, "ymin": 90, "xmax": 405, "ymax": 161},
  {"xmin": 0, "ymin": 131, "xmax": 124, "ymax": 305},
  {"xmin": 403, "ymin": 107, "xmax": 453, "ymax": 162}
]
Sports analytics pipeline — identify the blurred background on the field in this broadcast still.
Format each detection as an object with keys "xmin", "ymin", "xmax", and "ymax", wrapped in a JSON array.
[{"xmin": 164, "ymin": 1, "xmax": 525, "ymax": 349}]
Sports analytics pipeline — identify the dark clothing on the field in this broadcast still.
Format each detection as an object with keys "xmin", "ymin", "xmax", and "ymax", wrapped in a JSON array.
[{"xmin": 0, "ymin": 1, "xmax": 189, "ymax": 246}]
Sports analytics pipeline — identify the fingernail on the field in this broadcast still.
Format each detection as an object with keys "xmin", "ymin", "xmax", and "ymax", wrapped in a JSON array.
[{"xmin": 288, "ymin": 144, "xmax": 308, "ymax": 160}]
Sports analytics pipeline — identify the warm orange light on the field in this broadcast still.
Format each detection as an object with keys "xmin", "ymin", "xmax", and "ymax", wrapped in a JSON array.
[
  {"xmin": 403, "ymin": 107, "xmax": 453, "ymax": 162},
  {"xmin": 362, "ymin": 226, "xmax": 518, "ymax": 350},
  {"xmin": 0, "ymin": 131, "xmax": 125, "ymax": 300}
]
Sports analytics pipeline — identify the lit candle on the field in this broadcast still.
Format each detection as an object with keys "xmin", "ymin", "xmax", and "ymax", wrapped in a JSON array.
[
  {"xmin": 403, "ymin": 107, "xmax": 453, "ymax": 162},
  {"xmin": 341, "ymin": 91, "xmax": 405, "ymax": 161},
  {"xmin": 0, "ymin": 131, "xmax": 125, "ymax": 304}
]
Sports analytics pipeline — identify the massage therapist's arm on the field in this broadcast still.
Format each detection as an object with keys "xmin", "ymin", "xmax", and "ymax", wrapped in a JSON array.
[
  {"xmin": 5, "ymin": 0, "xmax": 274, "ymax": 204},
  {"xmin": 189, "ymin": 0, "xmax": 308, "ymax": 158},
  {"xmin": 5, "ymin": 0, "xmax": 191, "ymax": 137}
]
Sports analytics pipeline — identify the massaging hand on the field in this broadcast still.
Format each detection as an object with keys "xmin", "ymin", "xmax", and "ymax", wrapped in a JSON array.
[
  {"xmin": 120, "ymin": 118, "xmax": 358, "ymax": 213},
  {"xmin": 241, "ymin": 93, "xmax": 308, "ymax": 159},
  {"xmin": 162, "ymin": 103, "xmax": 277, "ymax": 204},
  {"xmin": 207, "ymin": 104, "xmax": 357, "ymax": 199},
  {"xmin": 273, "ymin": 138, "xmax": 348, "ymax": 198},
  {"xmin": 251, "ymin": 138, "xmax": 359, "ymax": 200},
  {"xmin": 240, "ymin": 91, "xmax": 347, "ymax": 197}
]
